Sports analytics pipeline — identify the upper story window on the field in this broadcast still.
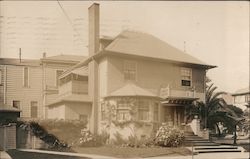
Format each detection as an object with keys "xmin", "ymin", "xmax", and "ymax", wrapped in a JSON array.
[
  {"xmin": 124, "ymin": 60, "xmax": 137, "ymax": 81},
  {"xmin": 56, "ymin": 70, "xmax": 64, "ymax": 87},
  {"xmin": 23, "ymin": 67, "xmax": 29, "ymax": 87},
  {"xmin": 181, "ymin": 67, "xmax": 192, "ymax": 86}
]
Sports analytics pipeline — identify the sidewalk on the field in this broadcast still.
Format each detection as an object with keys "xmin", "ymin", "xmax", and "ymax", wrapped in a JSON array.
[
  {"xmin": 147, "ymin": 152, "xmax": 250, "ymax": 159},
  {"xmin": 0, "ymin": 151, "xmax": 12, "ymax": 159}
]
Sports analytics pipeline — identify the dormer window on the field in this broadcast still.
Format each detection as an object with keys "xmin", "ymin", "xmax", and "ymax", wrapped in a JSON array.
[
  {"xmin": 181, "ymin": 67, "xmax": 192, "ymax": 86},
  {"xmin": 124, "ymin": 60, "xmax": 137, "ymax": 81}
]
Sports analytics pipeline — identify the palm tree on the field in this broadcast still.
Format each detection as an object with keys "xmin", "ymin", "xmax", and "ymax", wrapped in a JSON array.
[{"xmin": 197, "ymin": 84, "xmax": 243, "ymax": 137}]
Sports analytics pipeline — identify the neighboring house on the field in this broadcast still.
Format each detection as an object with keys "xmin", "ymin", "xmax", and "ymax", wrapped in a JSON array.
[
  {"xmin": 0, "ymin": 54, "xmax": 86, "ymax": 119},
  {"xmin": 232, "ymin": 87, "xmax": 250, "ymax": 110},
  {"xmin": 0, "ymin": 58, "xmax": 43, "ymax": 118},
  {"xmin": 47, "ymin": 4, "xmax": 216, "ymax": 139},
  {"xmin": 40, "ymin": 54, "xmax": 87, "ymax": 118}
]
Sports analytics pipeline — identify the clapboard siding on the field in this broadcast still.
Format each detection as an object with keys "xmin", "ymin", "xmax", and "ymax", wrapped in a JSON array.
[{"xmin": 5, "ymin": 65, "xmax": 43, "ymax": 118}]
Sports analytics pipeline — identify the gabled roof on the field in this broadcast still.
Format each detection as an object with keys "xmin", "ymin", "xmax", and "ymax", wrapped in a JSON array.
[
  {"xmin": 41, "ymin": 54, "xmax": 87, "ymax": 63},
  {"xmin": 105, "ymin": 30, "xmax": 215, "ymax": 68},
  {"xmin": 106, "ymin": 83, "xmax": 159, "ymax": 98},
  {"xmin": 0, "ymin": 58, "xmax": 40, "ymax": 66}
]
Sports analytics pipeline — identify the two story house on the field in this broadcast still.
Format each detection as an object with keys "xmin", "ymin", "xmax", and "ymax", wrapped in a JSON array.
[
  {"xmin": 232, "ymin": 88, "xmax": 250, "ymax": 110},
  {"xmin": 0, "ymin": 58, "xmax": 43, "ymax": 118},
  {"xmin": 47, "ymin": 3, "xmax": 215, "ymax": 138},
  {"xmin": 0, "ymin": 54, "xmax": 86, "ymax": 119}
]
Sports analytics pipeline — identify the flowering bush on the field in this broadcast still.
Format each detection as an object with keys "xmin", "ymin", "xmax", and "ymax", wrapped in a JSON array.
[
  {"xmin": 79, "ymin": 129, "xmax": 109, "ymax": 147},
  {"xmin": 155, "ymin": 124, "xmax": 184, "ymax": 147}
]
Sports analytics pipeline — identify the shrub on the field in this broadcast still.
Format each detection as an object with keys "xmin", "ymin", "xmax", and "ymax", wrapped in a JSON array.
[
  {"xmin": 155, "ymin": 124, "xmax": 184, "ymax": 147},
  {"xmin": 78, "ymin": 129, "xmax": 109, "ymax": 147}
]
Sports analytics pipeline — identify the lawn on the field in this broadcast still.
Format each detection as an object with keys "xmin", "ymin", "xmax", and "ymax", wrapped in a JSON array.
[{"xmin": 72, "ymin": 146, "xmax": 191, "ymax": 158}]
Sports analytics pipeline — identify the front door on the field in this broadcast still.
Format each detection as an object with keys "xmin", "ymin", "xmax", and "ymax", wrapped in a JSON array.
[{"xmin": 164, "ymin": 106, "xmax": 185, "ymax": 126}]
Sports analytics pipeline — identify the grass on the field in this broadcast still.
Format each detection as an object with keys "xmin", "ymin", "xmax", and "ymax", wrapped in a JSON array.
[{"xmin": 72, "ymin": 146, "xmax": 191, "ymax": 158}]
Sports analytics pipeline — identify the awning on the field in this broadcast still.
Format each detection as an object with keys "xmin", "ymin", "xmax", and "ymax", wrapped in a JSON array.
[{"xmin": 161, "ymin": 96, "xmax": 198, "ymax": 106}]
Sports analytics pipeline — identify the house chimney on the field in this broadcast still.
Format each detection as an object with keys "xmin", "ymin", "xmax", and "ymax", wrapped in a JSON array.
[{"xmin": 88, "ymin": 3, "xmax": 100, "ymax": 56}]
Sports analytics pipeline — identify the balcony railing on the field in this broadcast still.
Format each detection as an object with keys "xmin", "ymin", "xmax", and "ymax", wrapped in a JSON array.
[
  {"xmin": 59, "ymin": 80, "xmax": 88, "ymax": 96},
  {"xmin": 159, "ymin": 85, "xmax": 205, "ymax": 101}
]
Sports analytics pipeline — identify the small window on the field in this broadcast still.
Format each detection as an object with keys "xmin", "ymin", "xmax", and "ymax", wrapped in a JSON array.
[
  {"xmin": 56, "ymin": 70, "xmax": 64, "ymax": 86},
  {"xmin": 13, "ymin": 101, "xmax": 20, "ymax": 109},
  {"xmin": 181, "ymin": 68, "xmax": 192, "ymax": 86},
  {"xmin": 23, "ymin": 67, "xmax": 29, "ymax": 87},
  {"xmin": 153, "ymin": 102, "xmax": 159, "ymax": 121},
  {"xmin": 30, "ymin": 101, "xmax": 38, "ymax": 118},
  {"xmin": 124, "ymin": 60, "xmax": 137, "ymax": 81},
  {"xmin": 138, "ymin": 100, "xmax": 150, "ymax": 121},
  {"xmin": 79, "ymin": 114, "xmax": 88, "ymax": 122}
]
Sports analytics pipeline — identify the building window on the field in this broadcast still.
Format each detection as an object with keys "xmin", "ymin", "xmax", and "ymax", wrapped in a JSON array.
[
  {"xmin": 30, "ymin": 101, "xmax": 38, "ymax": 118},
  {"xmin": 117, "ymin": 99, "xmax": 131, "ymax": 121},
  {"xmin": 0, "ymin": 69, "xmax": 2, "ymax": 85},
  {"xmin": 56, "ymin": 70, "xmax": 64, "ymax": 86},
  {"xmin": 181, "ymin": 67, "xmax": 192, "ymax": 86},
  {"xmin": 124, "ymin": 60, "xmax": 137, "ymax": 81},
  {"xmin": 79, "ymin": 114, "xmax": 88, "ymax": 122},
  {"xmin": 138, "ymin": 100, "xmax": 149, "ymax": 121},
  {"xmin": 23, "ymin": 67, "xmax": 29, "ymax": 87},
  {"xmin": 13, "ymin": 101, "xmax": 20, "ymax": 109},
  {"xmin": 153, "ymin": 102, "xmax": 159, "ymax": 121},
  {"xmin": 245, "ymin": 94, "xmax": 250, "ymax": 103}
]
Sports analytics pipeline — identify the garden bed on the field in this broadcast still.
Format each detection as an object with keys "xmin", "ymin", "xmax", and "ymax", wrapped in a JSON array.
[{"xmin": 72, "ymin": 146, "xmax": 191, "ymax": 158}]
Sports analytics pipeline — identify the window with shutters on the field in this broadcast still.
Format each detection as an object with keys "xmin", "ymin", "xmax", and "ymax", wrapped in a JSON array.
[
  {"xmin": 181, "ymin": 67, "xmax": 192, "ymax": 86},
  {"xmin": 30, "ymin": 101, "xmax": 38, "ymax": 118},
  {"xmin": 23, "ymin": 67, "xmax": 29, "ymax": 87},
  {"xmin": 124, "ymin": 60, "xmax": 137, "ymax": 81}
]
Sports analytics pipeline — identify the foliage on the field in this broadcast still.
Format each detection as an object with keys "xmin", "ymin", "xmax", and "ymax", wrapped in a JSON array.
[
  {"xmin": 17, "ymin": 121, "xmax": 68, "ymax": 150},
  {"xmin": 78, "ymin": 129, "xmax": 109, "ymax": 147},
  {"xmin": 194, "ymin": 83, "xmax": 245, "ymax": 136},
  {"xmin": 154, "ymin": 124, "xmax": 184, "ymax": 147}
]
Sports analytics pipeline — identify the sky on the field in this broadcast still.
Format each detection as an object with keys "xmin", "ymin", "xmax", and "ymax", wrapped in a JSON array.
[{"xmin": 0, "ymin": 1, "xmax": 249, "ymax": 93}]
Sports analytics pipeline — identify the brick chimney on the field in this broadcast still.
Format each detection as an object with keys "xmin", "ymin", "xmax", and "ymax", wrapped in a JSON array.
[
  {"xmin": 88, "ymin": 3, "xmax": 100, "ymax": 134},
  {"xmin": 88, "ymin": 3, "xmax": 100, "ymax": 56}
]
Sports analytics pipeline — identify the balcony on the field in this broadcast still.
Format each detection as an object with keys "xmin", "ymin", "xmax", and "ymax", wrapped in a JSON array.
[
  {"xmin": 159, "ymin": 85, "xmax": 205, "ymax": 102},
  {"xmin": 59, "ymin": 80, "xmax": 88, "ymax": 97}
]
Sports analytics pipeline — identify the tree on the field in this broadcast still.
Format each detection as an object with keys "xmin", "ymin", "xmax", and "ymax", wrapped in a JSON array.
[{"xmin": 196, "ymin": 83, "xmax": 244, "ymax": 138}]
